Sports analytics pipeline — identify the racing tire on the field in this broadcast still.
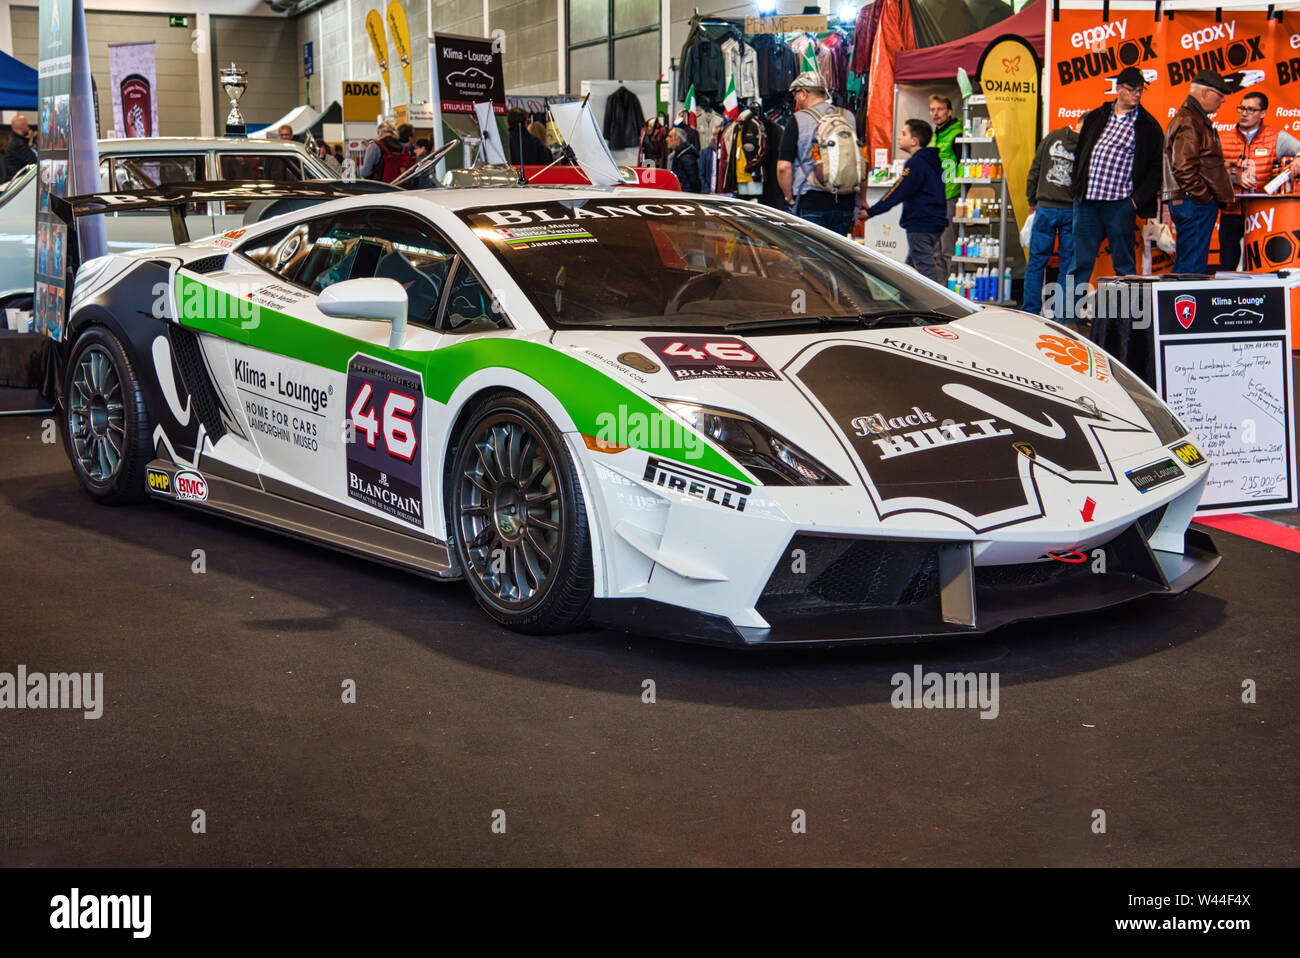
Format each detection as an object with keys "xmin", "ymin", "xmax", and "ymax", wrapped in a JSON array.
[
  {"xmin": 62, "ymin": 326, "xmax": 153, "ymax": 505},
  {"xmin": 447, "ymin": 393, "xmax": 593, "ymax": 634}
]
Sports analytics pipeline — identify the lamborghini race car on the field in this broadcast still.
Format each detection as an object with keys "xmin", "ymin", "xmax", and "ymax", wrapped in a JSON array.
[{"xmin": 51, "ymin": 182, "xmax": 1219, "ymax": 646}]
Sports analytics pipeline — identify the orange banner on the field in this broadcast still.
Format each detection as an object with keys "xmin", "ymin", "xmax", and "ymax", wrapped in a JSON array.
[{"xmin": 1048, "ymin": 4, "xmax": 1299, "ymax": 141}]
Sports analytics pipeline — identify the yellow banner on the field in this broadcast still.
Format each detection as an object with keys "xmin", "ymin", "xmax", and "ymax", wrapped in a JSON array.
[
  {"xmin": 386, "ymin": 2, "xmax": 413, "ymax": 101},
  {"xmin": 976, "ymin": 36, "xmax": 1040, "ymax": 250},
  {"xmin": 365, "ymin": 8, "xmax": 391, "ymax": 98}
]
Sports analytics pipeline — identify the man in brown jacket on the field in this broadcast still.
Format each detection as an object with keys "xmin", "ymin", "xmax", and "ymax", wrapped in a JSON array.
[{"xmin": 1163, "ymin": 70, "xmax": 1237, "ymax": 274}]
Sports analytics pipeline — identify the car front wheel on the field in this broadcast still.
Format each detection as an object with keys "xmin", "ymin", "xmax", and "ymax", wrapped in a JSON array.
[{"xmin": 449, "ymin": 394, "xmax": 593, "ymax": 633}]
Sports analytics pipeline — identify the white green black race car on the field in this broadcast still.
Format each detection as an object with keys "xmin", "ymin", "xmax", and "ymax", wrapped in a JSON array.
[{"xmin": 51, "ymin": 182, "xmax": 1219, "ymax": 646}]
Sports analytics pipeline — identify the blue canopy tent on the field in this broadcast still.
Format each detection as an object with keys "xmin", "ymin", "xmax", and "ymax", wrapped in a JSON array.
[{"xmin": 0, "ymin": 50, "xmax": 38, "ymax": 111}]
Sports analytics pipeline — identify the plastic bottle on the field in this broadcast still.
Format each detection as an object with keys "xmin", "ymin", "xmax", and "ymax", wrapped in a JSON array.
[
  {"xmin": 947, "ymin": 271, "xmax": 958, "ymax": 293},
  {"xmin": 1003, "ymin": 267, "xmax": 1013, "ymax": 301}
]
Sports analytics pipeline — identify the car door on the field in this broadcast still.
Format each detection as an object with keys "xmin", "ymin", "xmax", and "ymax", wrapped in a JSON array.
[
  {"xmin": 102, "ymin": 152, "xmax": 215, "ymax": 250},
  {"xmin": 217, "ymin": 207, "xmax": 461, "ymax": 538}
]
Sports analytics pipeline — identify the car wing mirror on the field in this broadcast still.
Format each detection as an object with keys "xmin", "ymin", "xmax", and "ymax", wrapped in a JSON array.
[{"xmin": 316, "ymin": 277, "xmax": 408, "ymax": 349}]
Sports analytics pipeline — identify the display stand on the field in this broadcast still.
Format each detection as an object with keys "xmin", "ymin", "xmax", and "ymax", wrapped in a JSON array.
[
  {"xmin": 953, "ymin": 94, "xmax": 1011, "ymax": 304},
  {"xmin": 1095, "ymin": 273, "xmax": 1297, "ymax": 515}
]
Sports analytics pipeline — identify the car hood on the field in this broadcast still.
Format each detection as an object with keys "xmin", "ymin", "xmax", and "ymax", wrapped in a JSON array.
[{"xmin": 553, "ymin": 309, "xmax": 1197, "ymax": 534}]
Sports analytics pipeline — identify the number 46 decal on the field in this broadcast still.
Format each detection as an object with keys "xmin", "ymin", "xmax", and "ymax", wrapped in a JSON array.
[
  {"xmin": 662, "ymin": 341, "xmax": 756, "ymax": 362},
  {"xmin": 349, "ymin": 382, "xmax": 418, "ymax": 462}
]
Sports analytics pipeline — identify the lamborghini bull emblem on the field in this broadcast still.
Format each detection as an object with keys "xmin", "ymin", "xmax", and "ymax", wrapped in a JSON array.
[{"xmin": 790, "ymin": 342, "xmax": 1150, "ymax": 532}]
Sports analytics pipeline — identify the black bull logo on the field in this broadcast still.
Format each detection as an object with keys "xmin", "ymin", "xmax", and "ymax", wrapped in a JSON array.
[{"xmin": 793, "ymin": 343, "xmax": 1150, "ymax": 531}]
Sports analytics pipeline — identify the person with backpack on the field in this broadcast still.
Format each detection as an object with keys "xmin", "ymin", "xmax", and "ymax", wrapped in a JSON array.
[
  {"xmin": 360, "ymin": 121, "xmax": 414, "ymax": 183},
  {"xmin": 776, "ymin": 71, "xmax": 862, "ymax": 235},
  {"xmin": 860, "ymin": 118, "xmax": 949, "ymax": 284}
]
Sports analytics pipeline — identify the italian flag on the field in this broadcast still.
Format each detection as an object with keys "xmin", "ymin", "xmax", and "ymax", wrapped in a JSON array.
[
  {"xmin": 722, "ymin": 74, "xmax": 739, "ymax": 120},
  {"xmin": 684, "ymin": 83, "xmax": 697, "ymax": 128}
]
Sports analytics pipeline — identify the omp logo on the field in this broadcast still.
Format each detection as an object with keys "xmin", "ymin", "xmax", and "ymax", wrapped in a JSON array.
[
  {"xmin": 1182, "ymin": 21, "xmax": 1235, "ymax": 50},
  {"xmin": 1170, "ymin": 441, "xmax": 1206, "ymax": 467},
  {"xmin": 1071, "ymin": 20, "xmax": 1127, "ymax": 49},
  {"xmin": 174, "ymin": 470, "xmax": 208, "ymax": 501},
  {"xmin": 146, "ymin": 468, "xmax": 170, "ymax": 493},
  {"xmin": 343, "ymin": 81, "xmax": 380, "ymax": 96}
]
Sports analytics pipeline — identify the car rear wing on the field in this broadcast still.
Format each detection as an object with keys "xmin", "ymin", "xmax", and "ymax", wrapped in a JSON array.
[{"xmin": 50, "ymin": 179, "xmax": 392, "ymax": 252}]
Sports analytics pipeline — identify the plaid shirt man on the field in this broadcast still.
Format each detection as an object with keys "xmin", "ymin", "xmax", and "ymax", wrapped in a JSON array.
[{"xmin": 1084, "ymin": 107, "xmax": 1137, "ymax": 200}]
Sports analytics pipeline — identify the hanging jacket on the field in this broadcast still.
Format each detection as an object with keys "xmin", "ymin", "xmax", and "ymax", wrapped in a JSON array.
[
  {"xmin": 668, "ymin": 141, "xmax": 702, "ymax": 193},
  {"xmin": 603, "ymin": 87, "xmax": 645, "ymax": 150},
  {"xmin": 751, "ymin": 35, "xmax": 797, "ymax": 97}
]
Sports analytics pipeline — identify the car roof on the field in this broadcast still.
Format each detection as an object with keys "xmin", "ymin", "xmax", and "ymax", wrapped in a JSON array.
[{"xmin": 97, "ymin": 137, "xmax": 312, "ymax": 154}]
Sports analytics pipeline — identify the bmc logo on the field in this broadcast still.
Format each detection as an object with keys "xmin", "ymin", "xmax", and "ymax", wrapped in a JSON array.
[
  {"xmin": 343, "ymin": 81, "xmax": 380, "ymax": 96},
  {"xmin": 1071, "ymin": 20, "xmax": 1127, "ymax": 49},
  {"xmin": 174, "ymin": 470, "xmax": 209, "ymax": 502},
  {"xmin": 1182, "ymin": 21, "xmax": 1236, "ymax": 50}
]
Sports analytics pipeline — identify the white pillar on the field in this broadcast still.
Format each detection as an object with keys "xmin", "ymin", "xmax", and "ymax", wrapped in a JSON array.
[
  {"xmin": 556, "ymin": 0, "xmax": 566, "ymax": 95},
  {"xmin": 0, "ymin": 2, "xmax": 14, "ymax": 59},
  {"xmin": 196, "ymin": 13, "xmax": 214, "ymax": 137}
]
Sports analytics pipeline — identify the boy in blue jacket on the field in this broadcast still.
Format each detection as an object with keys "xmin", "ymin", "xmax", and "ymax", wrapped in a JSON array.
[{"xmin": 860, "ymin": 118, "xmax": 949, "ymax": 284}]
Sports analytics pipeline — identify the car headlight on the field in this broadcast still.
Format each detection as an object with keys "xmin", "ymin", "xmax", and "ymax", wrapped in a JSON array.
[
  {"xmin": 1108, "ymin": 359, "xmax": 1187, "ymax": 444},
  {"xmin": 663, "ymin": 401, "xmax": 846, "ymax": 486}
]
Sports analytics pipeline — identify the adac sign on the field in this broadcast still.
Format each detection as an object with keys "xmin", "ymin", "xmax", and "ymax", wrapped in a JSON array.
[{"xmin": 342, "ymin": 81, "xmax": 382, "ymax": 122}]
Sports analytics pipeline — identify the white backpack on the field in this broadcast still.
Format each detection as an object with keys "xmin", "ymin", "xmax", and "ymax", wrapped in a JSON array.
[{"xmin": 805, "ymin": 103, "xmax": 863, "ymax": 194}]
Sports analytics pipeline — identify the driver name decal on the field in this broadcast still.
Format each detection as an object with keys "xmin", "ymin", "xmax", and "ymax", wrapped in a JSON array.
[
  {"xmin": 345, "ymin": 356, "xmax": 424, "ymax": 528},
  {"xmin": 642, "ymin": 336, "xmax": 778, "ymax": 381}
]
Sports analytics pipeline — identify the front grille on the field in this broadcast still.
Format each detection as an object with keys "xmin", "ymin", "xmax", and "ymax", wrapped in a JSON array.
[
  {"xmin": 759, "ymin": 535, "xmax": 941, "ymax": 616},
  {"xmin": 975, "ymin": 557, "xmax": 1091, "ymax": 591}
]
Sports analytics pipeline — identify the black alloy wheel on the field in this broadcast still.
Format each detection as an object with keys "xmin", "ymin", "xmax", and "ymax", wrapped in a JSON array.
[
  {"xmin": 62, "ymin": 326, "xmax": 152, "ymax": 504},
  {"xmin": 449, "ymin": 394, "xmax": 593, "ymax": 633}
]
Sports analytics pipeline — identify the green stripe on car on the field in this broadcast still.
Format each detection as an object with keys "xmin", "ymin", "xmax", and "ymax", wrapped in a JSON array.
[{"xmin": 174, "ymin": 273, "xmax": 754, "ymax": 483}]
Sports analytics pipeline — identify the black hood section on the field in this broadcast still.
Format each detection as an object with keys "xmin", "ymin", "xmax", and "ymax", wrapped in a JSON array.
[{"xmin": 792, "ymin": 342, "xmax": 1150, "ymax": 532}]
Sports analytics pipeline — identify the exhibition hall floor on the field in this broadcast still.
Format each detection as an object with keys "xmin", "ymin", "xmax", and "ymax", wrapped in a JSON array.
[{"xmin": 1, "ymin": 413, "xmax": 1296, "ymax": 867}]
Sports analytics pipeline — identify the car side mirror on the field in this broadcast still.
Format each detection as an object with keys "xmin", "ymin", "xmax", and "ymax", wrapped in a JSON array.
[{"xmin": 316, "ymin": 277, "xmax": 408, "ymax": 349}]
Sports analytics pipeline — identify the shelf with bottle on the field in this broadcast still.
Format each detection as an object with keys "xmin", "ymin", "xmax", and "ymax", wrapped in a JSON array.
[
  {"xmin": 957, "ymin": 160, "xmax": 1003, "ymax": 179},
  {"xmin": 954, "ymin": 196, "xmax": 1004, "ymax": 222},
  {"xmin": 955, "ymin": 135, "xmax": 994, "ymax": 144},
  {"xmin": 953, "ymin": 234, "xmax": 1002, "ymax": 260},
  {"xmin": 947, "ymin": 266, "xmax": 1012, "ymax": 303}
]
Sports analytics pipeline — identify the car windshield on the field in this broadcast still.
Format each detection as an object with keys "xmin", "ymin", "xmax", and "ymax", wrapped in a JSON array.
[{"xmin": 458, "ymin": 197, "xmax": 974, "ymax": 330}]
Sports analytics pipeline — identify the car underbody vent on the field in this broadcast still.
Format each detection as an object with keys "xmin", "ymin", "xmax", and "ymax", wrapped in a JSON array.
[
  {"xmin": 167, "ymin": 325, "xmax": 227, "ymax": 443},
  {"xmin": 1137, "ymin": 505, "xmax": 1167, "ymax": 541},
  {"xmin": 759, "ymin": 535, "xmax": 942, "ymax": 618},
  {"xmin": 183, "ymin": 254, "xmax": 228, "ymax": 275}
]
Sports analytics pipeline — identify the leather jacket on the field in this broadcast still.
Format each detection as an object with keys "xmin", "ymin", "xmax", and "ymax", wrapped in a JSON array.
[{"xmin": 1163, "ymin": 96, "xmax": 1236, "ymax": 205}]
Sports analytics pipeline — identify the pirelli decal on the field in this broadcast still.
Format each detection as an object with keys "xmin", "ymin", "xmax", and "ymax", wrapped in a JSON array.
[{"xmin": 643, "ymin": 456, "xmax": 751, "ymax": 512}]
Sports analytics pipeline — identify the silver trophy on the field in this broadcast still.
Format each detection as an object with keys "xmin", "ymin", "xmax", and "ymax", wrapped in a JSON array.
[{"xmin": 219, "ymin": 61, "xmax": 248, "ymax": 137}]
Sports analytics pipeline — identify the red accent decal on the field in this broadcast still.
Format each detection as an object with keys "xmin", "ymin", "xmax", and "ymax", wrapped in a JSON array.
[{"xmin": 1081, "ymin": 497, "xmax": 1096, "ymax": 522}]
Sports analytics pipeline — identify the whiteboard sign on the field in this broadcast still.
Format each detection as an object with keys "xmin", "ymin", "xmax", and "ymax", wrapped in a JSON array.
[{"xmin": 1154, "ymin": 279, "xmax": 1297, "ymax": 514}]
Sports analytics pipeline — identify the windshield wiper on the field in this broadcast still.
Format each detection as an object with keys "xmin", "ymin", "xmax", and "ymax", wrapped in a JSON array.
[
  {"xmin": 855, "ymin": 309, "xmax": 964, "ymax": 329},
  {"xmin": 722, "ymin": 315, "xmax": 867, "ymax": 333}
]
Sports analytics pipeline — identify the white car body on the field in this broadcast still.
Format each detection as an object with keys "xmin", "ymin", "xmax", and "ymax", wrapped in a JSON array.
[{"xmin": 58, "ymin": 185, "xmax": 1219, "ymax": 646}]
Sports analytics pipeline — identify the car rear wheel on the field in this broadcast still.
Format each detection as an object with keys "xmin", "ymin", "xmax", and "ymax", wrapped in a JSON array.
[
  {"xmin": 449, "ymin": 394, "xmax": 593, "ymax": 633},
  {"xmin": 63, "ymin": 326, "xmax": 152, "ymax": 504}
]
